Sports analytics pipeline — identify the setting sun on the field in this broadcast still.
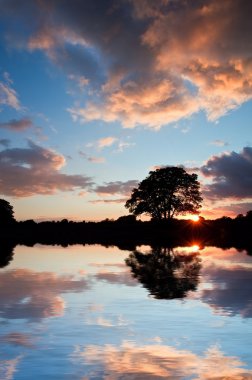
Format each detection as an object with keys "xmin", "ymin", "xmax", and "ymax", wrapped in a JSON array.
[{"xmin": 190, "ymin": 215, "xmax": 200, "ymax": 222}]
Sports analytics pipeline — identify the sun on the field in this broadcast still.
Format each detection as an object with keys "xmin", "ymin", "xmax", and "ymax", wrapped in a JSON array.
[{"xmin": 190, "ymin": 215, "xmax": 200, "ymax": 222}]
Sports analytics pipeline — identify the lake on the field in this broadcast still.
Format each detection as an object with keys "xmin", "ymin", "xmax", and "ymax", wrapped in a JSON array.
[{"xmin": 0, "ymin": 243, "xmax": 252, "ymax": 379}]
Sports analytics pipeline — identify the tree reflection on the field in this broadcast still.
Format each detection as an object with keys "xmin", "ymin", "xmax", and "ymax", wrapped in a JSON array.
[
  {"xmin": 125, "ymin": 246, "xmax": 201, "ymax": 299},
  {"xmin": 0, "ymin": 240, "xmax": 15, "ymax": 268}
]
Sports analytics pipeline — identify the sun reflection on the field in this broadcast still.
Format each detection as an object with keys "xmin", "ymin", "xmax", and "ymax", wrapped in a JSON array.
[
  {"xmin": 191, "ymin": 244, "xmax": 200, "ymax": 252},
  {"xmin": 176, "ymin": 245, "xmax": 201, "ymax": 253}
]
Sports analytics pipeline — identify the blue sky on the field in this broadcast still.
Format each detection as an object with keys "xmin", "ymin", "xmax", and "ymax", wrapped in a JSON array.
[{"xmin": 0, "ymin": 0, "xmax": 252, "ymax": 221}]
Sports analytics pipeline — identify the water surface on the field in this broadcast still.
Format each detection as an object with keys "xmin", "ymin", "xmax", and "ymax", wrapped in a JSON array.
[{"xmin": 0, "ymin": 244, "xmax": 252, "ymax": 379}]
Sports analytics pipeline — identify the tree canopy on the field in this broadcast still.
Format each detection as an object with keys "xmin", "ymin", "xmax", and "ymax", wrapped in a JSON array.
[
  {"xmin": 0, "ymin": 199, "xmax": 15, "ymax": 225},
  {"xmin": 125, "ymin": 166, "xmax": 202, "ymax": 220}
]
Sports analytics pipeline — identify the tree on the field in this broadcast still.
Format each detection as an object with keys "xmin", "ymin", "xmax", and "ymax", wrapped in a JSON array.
[
  {"xmin": 116, "ymin": 215, "xmax": 137, "ymax": 224},
  {"xmin": 125, "ymin": 166, "xmax": 202, "ymax": 220},
  {"xmin": 0, "ymin": 199, "xmax": 15, "ymax": 225}
]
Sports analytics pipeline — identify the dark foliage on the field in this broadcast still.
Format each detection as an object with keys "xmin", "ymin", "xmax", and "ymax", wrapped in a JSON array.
[
  {"xmin": 0, "ymin": 210, "xmax": 251, "ymax": 268},
  {"xmin": 0, "ymin": 197, "xmax": 252, "ymax": 268},
  {"xmin": 0, "ymin": 199, "xmax": 15, "ymax": 225},
  {"xmin": 125, "ymin": 166, "xmax": 202, "ymax": 220}
]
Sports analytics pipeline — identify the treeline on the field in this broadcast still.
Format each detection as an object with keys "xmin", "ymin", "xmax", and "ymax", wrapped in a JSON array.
[{"xmin": 1, "ymin": 212, "xmax": 252, "ymax": 253}]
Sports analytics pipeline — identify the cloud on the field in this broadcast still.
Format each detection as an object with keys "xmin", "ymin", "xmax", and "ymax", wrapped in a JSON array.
[
  {"xmin": 75, "ymin": 342, "xmax": 252, "ymax": 379},
  {"xmin": 71, "ymin": 77, "xmax": 199, "ymax": 129},
  {"xmin": 87, "ymin": 156, "xmax": 106, "ymax": 163},
  {"xmin": 221, "ymin": 202, "xmax": 252, "ymax": 216},
  {"xmin": 0, "ymin": 118, "xmax": 33, "ymax": 131},
  {"xmin": 0, "ymin": 141, "xmax": 93, "ymax": 197},
  {"xmin": 201, "ymin": 146, "xmax": 252, "ymax": 199},
  {"xmin": 94, "ymin": 180, "xmax": 138, "ymax": 197},
  {"xmin": 90, "ymin": 179, "xmax": 138, "ymax": 204},
  {"xmin": 210, "ymin": 139, "xmax": 229, "ymax": 147},
  {"xmin": 0, "ymin": 74, "xmax": 20, "ymax": 110},
  {"xmin": 97, "ymin": 137, "xmax": 118, "ymax": 149},
  {"xmin": 140, "ymin": 1, "xmax": 252, "ymax": 120},
  {"xmin": 200, "ymin": 204, "xmax": 246, "ymax": 219},
  {"xmin": 69, "ymin": 74, "xmax": 89, "ymax": 90},
  {"xmin": 200, "ymin": 201, "xmax": 252, "ymax": 219},
  {"xmin": 90, "ymin": 263, "xmax": 126, "ymax": 268},
  {"xmin": 85, "ymin": 137, "xmax": 134, "ymax": 153},
  {"xmin": 2, "ymin": 1, "xmax": 252, "ymax": 128},
  {"xmin": 116, "ymin": 141, "xmax": 136, "ymax": 152},
  {"xmin": 0, "ymin": 269, "xmax": 89, "ymax": 320},
  {"xmin": 89, "ymin": 198, "xmax": 127, "ymax": 204},
  {"xmin": 79, "ymin": 150, "xmax": 105, "ymax": 164}
]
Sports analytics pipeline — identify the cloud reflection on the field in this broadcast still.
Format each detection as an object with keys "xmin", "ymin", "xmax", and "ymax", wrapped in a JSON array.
[
  {"xmin": 94, "ymin": 269, "xmax": 138, "ymax": 287},
  {"xmin": 0, "ymin": 356, "xmax": 22, "ymax": 380},
  {"xmin": 201, "ymin": 264, "xmax": 252, "ymax": 318},
  {"xmin": 0, "ymin": 332, "xmax": 34, "ymax": 348},
  {"xmin": 0, "ymin": 269, "xmax": 89, "ymax": 320},
  {"xmin": 76, "ymin": 342, "xmax": 252, "ymax": 379}
]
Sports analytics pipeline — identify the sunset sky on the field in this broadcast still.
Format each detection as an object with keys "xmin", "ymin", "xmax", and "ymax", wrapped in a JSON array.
[{"xmin": 0, "ymin": 0, "xmax": 252, "ymax": 221}]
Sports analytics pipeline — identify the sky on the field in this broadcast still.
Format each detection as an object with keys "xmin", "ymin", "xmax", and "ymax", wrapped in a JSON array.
[{"xmin": 0, "ymin": 0, "xmax": 252, "ymax": 221}]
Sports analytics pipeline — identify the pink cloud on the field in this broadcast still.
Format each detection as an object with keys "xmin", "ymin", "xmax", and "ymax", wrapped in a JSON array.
[
  {"xmin": 97, "ymin": 137, "xmax": 118, "ymax": 149},
  {"xmin": 71, "ymin": 79, "xmax": 199, "ymax": 129},
  {"xmin": 3, "ymin": 1, "xmax": 252, "ymax": 128}
]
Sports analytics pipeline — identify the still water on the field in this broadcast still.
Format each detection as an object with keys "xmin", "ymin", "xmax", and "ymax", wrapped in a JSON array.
[{"xmin": 0, "ymin": 243, "xmax": 252, "ymax": 379}]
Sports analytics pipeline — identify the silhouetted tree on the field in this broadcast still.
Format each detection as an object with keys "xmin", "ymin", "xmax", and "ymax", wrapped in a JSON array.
[
  {"xmin": 125, "ymin": 167, "xmax": 202, "ymax": 220},
  {"xmin": 116, "ymin": 215, "xmax": 137, "ymax": 224},
  {"xmin": 125, "ymin": 246, "xmax": 201, "ymax": 299},
  {"xmin": 246, "ymin": 210, "xmax": 252, "ymax": 221},
  {"xmin": 0, "ymin": 199, "xmax": 15, "ymax": 225}
]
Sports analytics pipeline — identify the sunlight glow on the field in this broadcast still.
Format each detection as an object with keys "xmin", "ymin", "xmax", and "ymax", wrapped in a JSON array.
[
  {"xmin": 191, "ymin": 244, "xmax": 200, "ymax": 252},
  {"xmin": 190, "ymin": 215, "xmax": 200, "ymax": 222}
]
